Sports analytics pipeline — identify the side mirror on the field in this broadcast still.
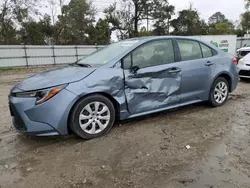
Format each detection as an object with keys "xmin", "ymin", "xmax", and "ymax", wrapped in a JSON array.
[{"xmin": 130, "ymin": 66, "xmax": 140, "ymax": 74}]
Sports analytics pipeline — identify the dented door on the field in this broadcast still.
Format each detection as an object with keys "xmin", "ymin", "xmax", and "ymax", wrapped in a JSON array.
[{"xmin": 124, "ymin": 64, "xmax": 182, "ymax": 114}]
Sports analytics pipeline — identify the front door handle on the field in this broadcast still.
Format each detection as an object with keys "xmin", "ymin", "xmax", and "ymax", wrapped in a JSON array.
[
  {"xmin": 205, "ymin": 61, "xmax": 214, "ymax": 66},
  {"xmin": 168, "ymin": 67, "xmax": 181, "ymax": 73}
]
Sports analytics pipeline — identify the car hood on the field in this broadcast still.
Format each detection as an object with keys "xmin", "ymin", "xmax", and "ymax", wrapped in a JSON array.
[{"xmin": 16, "ymin": 66, "xmax": 96, "ymax": 91}]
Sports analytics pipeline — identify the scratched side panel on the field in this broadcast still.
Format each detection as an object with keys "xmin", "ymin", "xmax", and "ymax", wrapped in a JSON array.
[
  {"xmin": 66, "ymin": 67, "xmax": 129, "ymax": 119},
  {"xmin": 124, "ymin": 67, "xmax": 181, "ymax": 114}
]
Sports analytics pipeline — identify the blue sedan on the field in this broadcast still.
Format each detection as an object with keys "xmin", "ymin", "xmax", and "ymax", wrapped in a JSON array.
[{"xmin": 9, "ymin": 36, "xmax": 239, "ymax": 139}]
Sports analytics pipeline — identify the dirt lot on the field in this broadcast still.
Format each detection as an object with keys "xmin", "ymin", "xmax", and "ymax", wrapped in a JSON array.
[{"xmin": 1, "ymin": 67, "xmax": 250, "ymax": 188}]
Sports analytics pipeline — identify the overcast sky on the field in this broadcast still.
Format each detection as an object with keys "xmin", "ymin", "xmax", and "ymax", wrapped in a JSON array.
[
  {"xmin": 168, "ymin": 0, "xmax": 245, "ymax": 21},
  {"xmin": 42, "ymin": 0, "xmax": 246, "ymax": 29},
  {"xmin": 91, "ymin": 0, "xmax": 246, "ymax": 22},
  {"xmin": 43, "ymin": 0, "xmax": 246, "ymax": 23}
]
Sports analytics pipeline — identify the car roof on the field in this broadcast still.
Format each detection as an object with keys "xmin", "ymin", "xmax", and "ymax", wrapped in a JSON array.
[
  {"xmin": 238, "ymin": 47, "xmax": 250, "ymax": 51},
  {"xmin": 124, "ymin": 36, "xmax": 215, "ymax": 47},
  {"xmin": 126, "ymin": 36, "xmax": 198, "ymax": 42},
  {"xmin": 122, "ymin": 36, "xmax": 217, "ymax": 51}
]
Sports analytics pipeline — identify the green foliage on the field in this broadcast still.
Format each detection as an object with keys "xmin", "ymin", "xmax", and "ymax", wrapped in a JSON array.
[
  {"xmin": 0, "ymin": 0, "xmax": 35, "ymax": 44},
  {"xmin": 151, "ymin": 0, "xmax": 175, "ymax": 35},
  {"xmin": 171, "ymin": 6, "xmax": 208, "ymax": 35},
  {"xmin": 234, "ymin": 29, "xmax": 245, "ymax": 37},
  {"xmin": 0, "ymin": 67, "xmax": 23, "ymax": 73},
  {"xmin": 208, "ymin": 12, "xmax": 234, "ymax": 35},
  {"xmin": 245, "ymin": 0, "xmax": 250, "ymax": 9},
  {"xmin": 104, "ymin": 0, "xmax": 154, "ymax": 39},
  {"xmin": 104, "ymin": 0, "xmax": 175, "ymax": 38},
  {"xmin": 138, "ymin": 26, "xmax": 152, "ymax": 36},
  {"xmin": 208, "ymin": 12, "xmax": 227, "ymax": 25},
  {"xmin": 0, "ymin": 0, "xmax": 248, "ymax": 45},
  {"xmin": 0, "ymin": 19, "xmax": 18, "ymax": 44},
  {"xmin": 55, "ymin": 0, "xmax": 96, "ymax": 44},
  {"xmin": 19, "ymin": 15, "xmax": 54, "ymax": 45},
  {"xmin": 215, "ymin": 22, "xmax": 230, "ymax": 34},
  {"xmin": 88, "ymin": 19, "xmax": 110, "ymax": 45},
  {"xmin": 104, "ymin": 2, "xmax": 134, "ymax": 39},
  {"xmin": 241, "ymin": 11, "xmax": 250, "ymax": 33}
]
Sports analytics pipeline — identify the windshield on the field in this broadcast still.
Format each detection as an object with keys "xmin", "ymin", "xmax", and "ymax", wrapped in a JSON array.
[
  {"xmin": 240, "ymin": 50, "xmax": 250, "ymax": 57},
  {"xmin": 78, "ymin": 40, "xmax": 139, "ymax": 65}
]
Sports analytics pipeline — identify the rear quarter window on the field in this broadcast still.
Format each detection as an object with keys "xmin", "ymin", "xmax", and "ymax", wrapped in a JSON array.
[{"xmin": 200, "ymin": 43, "xmax": 213, "ymax": 58}]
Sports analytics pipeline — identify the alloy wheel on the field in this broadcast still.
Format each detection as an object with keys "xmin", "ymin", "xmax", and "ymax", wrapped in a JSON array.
[
  {"xmin": 79, "ymin": 102, "xmax": 111, "ymax": 134},
  {"xmin": 214, "ymin": 81, "xmax": 228, "ymax": 104}
]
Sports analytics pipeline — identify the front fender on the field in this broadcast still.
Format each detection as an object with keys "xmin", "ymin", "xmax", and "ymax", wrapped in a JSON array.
[{"xmin": 66, "ymin": 67, "xmax": 129, "ymax": 120}]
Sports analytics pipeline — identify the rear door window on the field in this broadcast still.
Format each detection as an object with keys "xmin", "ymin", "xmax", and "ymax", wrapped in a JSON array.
[{"xmin": 177, "ymin": 40, "xmax": 202, "ymax": 61}]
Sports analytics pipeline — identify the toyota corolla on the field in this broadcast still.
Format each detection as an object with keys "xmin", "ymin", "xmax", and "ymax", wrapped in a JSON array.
[{"xmin": 9, "ymin": 36, "xmax": 239, "ymax": 139}]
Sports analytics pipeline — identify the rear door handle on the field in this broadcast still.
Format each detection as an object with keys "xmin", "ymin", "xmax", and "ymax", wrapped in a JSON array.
[
  {"xmin": 168, "ymin": 67, "xmax": 181, "ymax": 73},
  {"xmin": 205, "ymin": 61, "xmax": 214, "ymax": 66}
]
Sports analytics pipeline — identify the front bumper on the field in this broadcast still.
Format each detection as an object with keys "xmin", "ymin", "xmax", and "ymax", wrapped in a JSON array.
[{"xmin": 8, "ymin": 88, "xmax": 78, "ymax": 136}]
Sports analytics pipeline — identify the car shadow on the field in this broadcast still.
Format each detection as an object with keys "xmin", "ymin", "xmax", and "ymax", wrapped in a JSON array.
[
  {"xmin": 240, "ymin": 78, "xmax": 250, "ymax": 83},
  {"xmin": 13, "ymin": 101, "xmax": 220, "ymax": 145}
]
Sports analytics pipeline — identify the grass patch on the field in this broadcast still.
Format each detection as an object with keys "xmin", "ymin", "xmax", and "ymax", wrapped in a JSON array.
[{"xmin": 0, "ymin": 67, "xmax": 25, "ymax": 73}]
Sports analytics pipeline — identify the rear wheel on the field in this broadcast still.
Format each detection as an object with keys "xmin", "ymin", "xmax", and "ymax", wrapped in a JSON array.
[
  {"xmin": 209, "ymin": 77, "xmax": 229, "ymax": 107},
  {"xmin": 69, "ymin": 94, "xmax": 115, "ymax": 139}
]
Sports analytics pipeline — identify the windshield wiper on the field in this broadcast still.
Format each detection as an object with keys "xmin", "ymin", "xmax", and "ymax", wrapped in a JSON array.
[{"xmin": 69, "ymin": 61, "xmax": 92, "ymax": 68}]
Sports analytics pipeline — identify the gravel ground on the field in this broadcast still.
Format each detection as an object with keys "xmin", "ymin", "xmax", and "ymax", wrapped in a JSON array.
[{"xmin": 1, "ymin": 67, "xmax": 250, "ymax": 188}]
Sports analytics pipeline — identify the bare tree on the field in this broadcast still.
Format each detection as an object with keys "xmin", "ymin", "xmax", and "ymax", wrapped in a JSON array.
[{"xmin": 46, "ymin": 0, "xmax": 65, "ymax": 25}]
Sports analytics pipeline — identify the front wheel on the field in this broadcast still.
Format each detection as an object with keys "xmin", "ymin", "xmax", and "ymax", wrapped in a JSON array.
[
  {"xmin": 69, "ymin": 94, "xmax": 115, "ymax": 139},
  {"xmin": 208, "ymin": 77, "xmax": 229, "ymax": 107}
]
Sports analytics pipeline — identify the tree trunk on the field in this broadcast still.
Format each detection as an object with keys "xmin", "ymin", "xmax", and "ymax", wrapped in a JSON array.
[
  {"xmin": 167, "ymin": 18, "xmax": 170, "ymax": 35},
  {"xmin": 134, "ymin": 2, "xmax": 138, "ymax": 37}
]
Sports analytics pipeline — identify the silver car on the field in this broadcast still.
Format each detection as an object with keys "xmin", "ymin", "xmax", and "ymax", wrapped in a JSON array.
[{"xmin": 9, "ymin": 36, "xmax": 239, "ymax": 139}]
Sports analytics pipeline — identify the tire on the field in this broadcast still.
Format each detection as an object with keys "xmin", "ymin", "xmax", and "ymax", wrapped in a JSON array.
[
  {"xmin": 69, "ymin": 94, "xmax": 115, "ymax": 139},
  {"xmin": 208, "ymin": 77, "xmax": 229, "ymax": 107}
]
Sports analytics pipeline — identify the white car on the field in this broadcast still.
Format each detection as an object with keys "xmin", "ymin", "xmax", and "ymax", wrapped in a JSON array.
[
  {"xmin": 237, "ymin": 46, "xmax": 250, "ymax": 59},
  {"xmin": 237, "ymin": 53, "xmax": 250, "ymax": 80}
]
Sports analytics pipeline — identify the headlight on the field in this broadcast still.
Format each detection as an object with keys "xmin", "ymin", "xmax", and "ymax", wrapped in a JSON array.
[{"xmin": 15, "ymin": 85, "xmax": 67, "ymax": 104}]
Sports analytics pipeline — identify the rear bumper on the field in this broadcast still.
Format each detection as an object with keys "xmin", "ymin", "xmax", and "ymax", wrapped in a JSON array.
[{"xmin": 229, "ymin": 64, "xmax": 239, "ymax": 92}]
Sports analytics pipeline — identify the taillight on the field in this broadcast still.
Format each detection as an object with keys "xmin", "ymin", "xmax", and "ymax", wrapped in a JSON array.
[{"xmin": 232, "ymin": 58, "xmax": 238, "ymax": 64}]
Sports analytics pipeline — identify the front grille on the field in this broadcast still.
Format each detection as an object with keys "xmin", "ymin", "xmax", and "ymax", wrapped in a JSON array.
[
  {"xmin": 12, "ymin": 117, "xmax": 27, "ymax": 131},
  {"xmin": 239, "ymin": 70, "xmax": 250, "ymax": 76},
  {"xmin": 9, "ymin": 104, "xmax": 14, "ymax": 116},
  {"xmin": 9, "ymin": 103, "xmax": 27, "ymax": 131}
]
